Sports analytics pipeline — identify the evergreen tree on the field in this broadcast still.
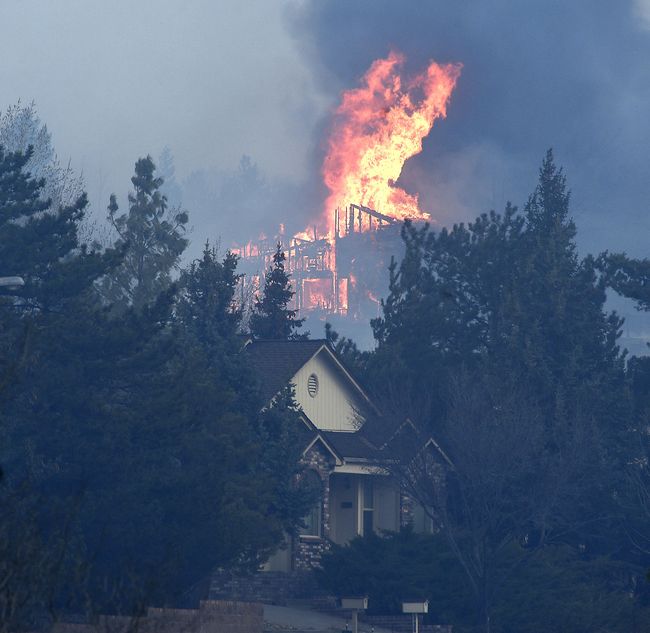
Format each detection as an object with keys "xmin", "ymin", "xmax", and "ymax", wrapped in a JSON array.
[
  {"xmin": 0, "ymin": 148, "xmax": 310, "ymax": 611},
  {"xmin": 176, "ymin": 244, "xmax": 317, "ymax": 542},
  {"xmin": 250, "ymin": 243, "xmax": 305, "ymax": 340},
  {"xmin": 0, "ymin": 144, "xmax": 118, "ymax": 625},
  {"xmin": 174, "ymin": 243, "xmax": 255, "ymax": 418},
  {"xmin": 370, "ymin": 202, "xmax": 526, "ymax": 423},
  {"xmin": 156, "ymin": 146, "xmax": 183, "ymax": 208},
  {"xmin": 98, "ymin": 156, "xmax": 188, "ymax": 312},
  {"xmin": 255, "ymin": 384, "xmax": 320, "ymax": 539},
  {"xmin": 176, "ymin": 242, "xmax": 241, "ymax": 349},
  {"xmin": 597, "ymin": 251, "xmax": 650, "ymax": 312},
  {"xmin": 371, "ymin": 150, "xmax": 625, "ymax": 429},
  {"xmin": 0, "ymin": 145, "xmax": 111, "ymax": 313},
  {"xmin": 0, "ymin": 102, "xmax": 85, "ymax": 212},
  {"xmin": 505, "ymin": 149, "xmax": 625, "ymax": 424},
  {"xmin": 370, "ymin": 150, "xmax": 631, "ymax": 633}
]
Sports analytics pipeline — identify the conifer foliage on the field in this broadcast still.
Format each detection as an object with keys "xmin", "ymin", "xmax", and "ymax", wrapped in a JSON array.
[
  {"xmin": 0, "ymin": 145, "xmax": 111, "ymax": 312},
  {"xmin": 366, "ymin": 150, "xmax": 633, "ymax": 633},
  {"xmin": 249, "ymin": 242, "xmax": 305, "ymax": 339},
  {"xmin": 98, "ymin": 156, "xmax": 188, "ymax": 312},
  {"xmin": 0, "ymin": 143, "xmax": 312, "ymax": 616},
  {"xmin": 177, "ymin": 242, "xmax": 241, "ymax": 347}
]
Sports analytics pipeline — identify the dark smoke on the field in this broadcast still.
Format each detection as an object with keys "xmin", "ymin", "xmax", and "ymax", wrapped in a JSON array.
[{"xmin": 286, "ymin": 0, "xmax": 650, "ymax": 256}]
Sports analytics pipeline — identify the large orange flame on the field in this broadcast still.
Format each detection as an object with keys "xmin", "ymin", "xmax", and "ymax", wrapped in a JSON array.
[
  {"xmin": 321, "ymin": 51, "xmax": 462, "ymax": 237},
  {"xmin": 238, "ymin": 52, "xmax": 461, "ymax": 317}
]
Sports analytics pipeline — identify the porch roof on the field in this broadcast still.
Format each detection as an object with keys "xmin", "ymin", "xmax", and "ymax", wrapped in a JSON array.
[{"xmin": 320, "ymin": 430, "xmax": 379, "ymax": 460}]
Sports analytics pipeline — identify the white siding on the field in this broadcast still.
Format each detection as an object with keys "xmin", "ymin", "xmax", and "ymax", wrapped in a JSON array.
[
  {"xmin": 329, "ymin": 474, "xmax": 400, "ymax": 543},
  {"xmin": 374, "ymin": 477, "xmax": 400, "ymax": 533},
  {"xmin": 292, "ymin": 350, "xmax": 366, "ymax": 431}
]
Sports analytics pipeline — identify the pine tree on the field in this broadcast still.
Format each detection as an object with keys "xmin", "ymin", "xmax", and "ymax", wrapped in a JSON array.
[
  {"xmin": 157, "ymin": 146, "xmax": 183, "ymax": 208},
  {"xmin": 506, "ymin": 149, "xmax": 625, "ymax": 425},
  {"xmin": 176, "ymin": 242, "xmax": 241, "ymax": 346},
  {"xmin": 0, "ymin": 144, "xmax": 117, "ymax": 315},
  {"xmin": 250, "ymin": 243, "xmax": 305, "ymax": 340},
  {"xmin": 0, "ymin": 101, "xmax": 85, "ymax": 211},
  {"xmin": 597, "ymin": 251, "xmax": 650, "ymax": 312},
  {"xmin": 98, "ymin": 156, "xmax": 188, "ymax": 313},
  {"xmin": 0, "ymin": 143, "xmax": 121, "ymax": 623},
  {"xmin": 369, "ymin": 150, "xmax": 631, "ymax": 632}
]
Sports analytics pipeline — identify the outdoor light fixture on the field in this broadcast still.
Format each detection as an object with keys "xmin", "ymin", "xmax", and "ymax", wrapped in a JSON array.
[
  {"xmin": 0, "ymin": 276, "xmax": 24, "ymax": 288},
  {"xmin": 402, "ymin": 601, "xmax": 428, "ymax": 633},
  {"xmin": 340, "ymin": 596, "xmax": 368, "ymax": 633}
]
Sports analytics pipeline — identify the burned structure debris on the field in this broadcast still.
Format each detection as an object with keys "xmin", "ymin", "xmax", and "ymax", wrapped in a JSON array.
[{"xmin": 235, "ymin": 204, "xmax": 406, "ymax": 324}]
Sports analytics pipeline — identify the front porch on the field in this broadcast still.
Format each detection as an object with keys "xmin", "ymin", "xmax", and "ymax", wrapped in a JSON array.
[{"xmin": 265, "ymin": 466, "xmax": 403, "ymax": 574}]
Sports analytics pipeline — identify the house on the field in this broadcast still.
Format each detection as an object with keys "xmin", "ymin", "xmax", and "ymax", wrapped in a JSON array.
[{"xmin": 243, "ymin": 338, "xmax": 436, "ymax": 574}]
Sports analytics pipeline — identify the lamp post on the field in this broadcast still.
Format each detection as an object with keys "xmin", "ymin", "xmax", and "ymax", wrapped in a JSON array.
[
  {"xmin": 341, "ymin": 596, "xmax": 368, "ymax": 633},
  {"xmin": 402, "ymin": 601, "xmax": 428, "ymax": 633}
]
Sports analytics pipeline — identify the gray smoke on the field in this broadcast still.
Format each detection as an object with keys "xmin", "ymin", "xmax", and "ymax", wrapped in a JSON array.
[
  {"xmin": 287, "ymin": 0, "xmax": 650, "ymax": 256},
  {"xmin": 285, "ymin": 0, "xmax": 650, "ymax": 349},
  {"xmin": 2, "ymin": 1, "xmax": 650, "ymax": 346}
]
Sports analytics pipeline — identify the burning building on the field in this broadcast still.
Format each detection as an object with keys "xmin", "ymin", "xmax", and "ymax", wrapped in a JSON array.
[
  {"xmin": 235, "ymin": 51, "xmax": 462, "ymax": 333},
  {"xmin": 236, "ymin": 203, "xmax": 404, "ymax": 322}
]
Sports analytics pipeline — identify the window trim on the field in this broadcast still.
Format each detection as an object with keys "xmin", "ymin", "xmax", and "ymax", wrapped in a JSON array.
[{"xmin": 358, "ymin": 477, "xmax": 374, "ymax": 536}]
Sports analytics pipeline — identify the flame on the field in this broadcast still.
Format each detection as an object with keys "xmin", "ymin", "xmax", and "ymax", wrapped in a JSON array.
[
  {"xmin": 321, "ymin": 51, "xmax": 462, "ymax": 237},
  {"xmin": 337, "ymin": 277, "xmax": 349, "ymax": 312},
  {"xmin": 238, "ymin": 51, "xmax": 461, "ymax": 317},
  {"xmin": 367, "ymin": 289, "xmax": 380, "ymax": 305},
  {"xmin": 303, "ymin": 279, "xmax": 331, "ymax": 311}
]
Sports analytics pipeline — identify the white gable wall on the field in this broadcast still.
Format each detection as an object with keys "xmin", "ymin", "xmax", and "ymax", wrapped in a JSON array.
[{"xmin": 292, "ymin": 349, "xmax": 365, "ymax": 431}]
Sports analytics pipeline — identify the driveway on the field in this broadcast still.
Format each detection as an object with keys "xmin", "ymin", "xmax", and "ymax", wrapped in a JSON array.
[{"xmin": 263, "ymin": 604, "xmax": 391, "ymax": 633}]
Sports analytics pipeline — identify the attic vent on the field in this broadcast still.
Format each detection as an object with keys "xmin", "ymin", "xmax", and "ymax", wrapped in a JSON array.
[{"xmin": 308, "ymin": 374, "xmax": 319, "ymax": 398}]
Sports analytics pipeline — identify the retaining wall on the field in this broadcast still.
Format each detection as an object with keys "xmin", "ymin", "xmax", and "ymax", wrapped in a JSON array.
[{"xmin": 50, "ymin": 599, "xmax": 264, "ymax": 633}]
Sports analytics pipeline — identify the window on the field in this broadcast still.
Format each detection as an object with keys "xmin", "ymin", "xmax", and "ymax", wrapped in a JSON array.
[
  {"xmin": 300, "ymin": 470, "xmax": 322, "ymax": 537},
  {"xmin": 362, "ymin": 479, "xmax": 374, "ymax": 535},
  {"xmin": 412, "ymin": 503, "xmax": 434, "ymax": 534},
  {"xmin": 308, "ymin": 373, "xmax": 319, "ymax": 397}
]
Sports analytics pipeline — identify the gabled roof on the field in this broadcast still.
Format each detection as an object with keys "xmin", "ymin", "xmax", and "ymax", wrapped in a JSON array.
[
  {"xmin": 320, "ymin": 430, "xmax": 379, "ymax": 461},
  {"xmin": 245, "ymin": 339, "xmax": 326, "ymax": 402},
  {"xmin": 245, "ymin": 338, "xmax": 445, "ymax": 466},
  {"xmin": 356, "ymin": 410, "xmax": 404, "ymax": 449}
]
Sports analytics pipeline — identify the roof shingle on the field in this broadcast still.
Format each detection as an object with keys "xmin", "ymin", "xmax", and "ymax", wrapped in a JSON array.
[{"xmin": 245, "ymin": 339, "xmax": 326, "ymax": 403}]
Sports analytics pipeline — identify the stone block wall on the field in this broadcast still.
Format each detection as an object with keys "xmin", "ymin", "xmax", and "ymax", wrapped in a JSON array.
[
  {"xmin": 293, "ymin": 535, "xmax": 330, "ymax": 571},
  {"xmin": 50, "ymin": 600, "xmax": 263, "ymax": 633},
  {"xmin": 210, "ymin": 570, "xmax": 322, "ymax": 605}
]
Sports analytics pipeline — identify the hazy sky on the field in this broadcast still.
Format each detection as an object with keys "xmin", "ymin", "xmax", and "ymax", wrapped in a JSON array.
[
  {"xmin": 0, "ymin": 0, "xmax": 327, "ymax": 215},
  {"xmin": 1, "ymin": 0, "xmax": 650, "ymax": 262}
]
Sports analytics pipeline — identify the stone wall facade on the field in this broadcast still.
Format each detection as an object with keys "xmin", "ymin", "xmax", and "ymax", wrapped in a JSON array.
[
  {"xmin": 292, "ymin": 442, "xmax": 335, "ymax": 571},
  {"xmin": 294, "ymin": 443, "xmax": 419, "ymax": 570},
  {"xmin": 210, "ymin": 571, "xmax": 323, "ymax": 605},
  {"xmin": 210, "ymin": 444, "xmax": 438, "ymax": 607}
]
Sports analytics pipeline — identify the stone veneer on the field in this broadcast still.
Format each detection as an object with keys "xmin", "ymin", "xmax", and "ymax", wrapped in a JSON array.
[
  {"xmin": 209, "ymin": 444, "xmax": 336, "ymax": 605},
  {"xmin": 210, "ymin": 441, "xmax": 422, "ymax": 603},
  {"xmin": 293, "ymin": 442, "xmax": 335, "ymax": 570},
  {"xmin": 210, "ymin": 570, "xmax": 323, "ymax": 605}
]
